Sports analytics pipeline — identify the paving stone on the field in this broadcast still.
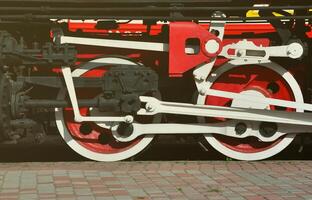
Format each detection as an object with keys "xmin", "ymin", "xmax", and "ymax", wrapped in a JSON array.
[
  {"xmin": 76, "ymin": 195, "xmax": 95, "ymax": 200},
  {"xmin": 37, "ymin": 183, "xmax": 55, "ymax": 194},
  {"xmin": 99, "ymin": 172, "xmax": 114, "ymax": 177},
  {"xmin": 0, "ymin": 161, "xmax": 311, "ymax": 199},
  {"xmin": 37, "ymin": 175, "xmax": 53, "ymax": 183},
  {"xmin": 95, "ymin": 197, "xmax": 115, "ymax": 200},
  {"xmin": 18, "ymin": 193, "xmax": 38, "ymax": 199}
]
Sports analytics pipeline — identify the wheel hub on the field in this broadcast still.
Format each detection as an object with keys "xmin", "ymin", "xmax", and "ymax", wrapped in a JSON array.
[{"xmin": 231, "ymin": 89, "xmax": 269, "ymax": 110}]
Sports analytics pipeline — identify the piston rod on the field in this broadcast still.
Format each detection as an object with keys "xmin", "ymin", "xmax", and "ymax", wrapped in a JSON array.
[{"xmin": 23, "ymin": 98, "xmax": 119, "ymax": 109}]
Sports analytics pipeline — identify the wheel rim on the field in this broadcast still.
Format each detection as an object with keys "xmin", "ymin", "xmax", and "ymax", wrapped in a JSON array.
[
  {"xmin": 55, "ymin": 57, "xmax": 154, "ymax": 161},
  {"xmin": 197, "ymin": 62, "xmax": 303, "ymax": 161}
]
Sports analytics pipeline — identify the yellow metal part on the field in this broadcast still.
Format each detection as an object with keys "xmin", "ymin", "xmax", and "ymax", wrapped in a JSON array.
[{"xmin": 246, "ymin": 10, "xmax": 294, "ymax": 17}]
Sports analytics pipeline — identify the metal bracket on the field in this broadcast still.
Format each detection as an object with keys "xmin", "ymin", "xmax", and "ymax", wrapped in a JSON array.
[
  {"xmin": 61, "ymin": 66, "xmax": 133, "ymax": 123},
  {"xmin": 220, "ymin": 39, "xmax": 304, "ymax": 65},
  {"xmin": 193, "ymin": 21, "xmax": 226, "ymax": 81}
]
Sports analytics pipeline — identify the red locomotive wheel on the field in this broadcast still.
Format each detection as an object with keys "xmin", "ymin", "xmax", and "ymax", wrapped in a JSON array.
[
  {"xmin": 55, "ymin": 57, "xmax": 154, "ymax": 161},
  {"xmin": 197, "ymin": 62, "xmax": 303, "ymax": 160}
]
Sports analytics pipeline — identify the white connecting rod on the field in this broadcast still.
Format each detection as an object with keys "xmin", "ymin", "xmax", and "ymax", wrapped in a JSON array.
[
  {"xmin": 113, "ymin": 122, "xmax": 311, "ymax": 142},
  {"xmin": 138, "ymin": 96, "xmax": 312, "ymax": 126}
]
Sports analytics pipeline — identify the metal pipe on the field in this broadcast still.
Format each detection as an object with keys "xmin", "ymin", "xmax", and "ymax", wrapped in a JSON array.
[{"xmin": 24, "ymin": 99, "xmax": 98, "ymax": 108}]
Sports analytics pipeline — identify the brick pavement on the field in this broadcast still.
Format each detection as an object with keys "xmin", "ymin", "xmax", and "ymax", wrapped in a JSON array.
[{"xmin": 0, "ymin": 161, "xmax": 312, "ymax": 200}]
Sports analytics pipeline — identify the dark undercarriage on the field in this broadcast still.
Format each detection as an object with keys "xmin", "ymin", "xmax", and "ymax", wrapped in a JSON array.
[
  {"xmin": 0, "ymin": 0, "xmax": 310, "ymax": 161},
  {"xmin": 0, "ymin": 0, "xmax": 310, "ymax": 21}
]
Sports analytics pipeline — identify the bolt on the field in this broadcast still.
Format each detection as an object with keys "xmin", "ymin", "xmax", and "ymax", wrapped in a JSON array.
[
  {"xmin": 194, "ymin": 73, "xmax": 205, "ymax": 81},
  {"xmin": 124, "ymin": 115, "xmax": 134, "ymax": 124},
  {"xmin": 211, "ymin": 11, "xmax": 226, "ymax": 18},
  {"xmin": 237, "ymin": 49, "xmax": 245, "ymax": 57},
  {"xmin": 146, "ymin": 103, "xmax": 155, "ymax": 112},
  {"xmin": 286, "ymin": 43, "xmax": 304, "ymax": 59},
  {"xmin": 199, "ymin": 88, "xmax": 207, "ymax": 96}
]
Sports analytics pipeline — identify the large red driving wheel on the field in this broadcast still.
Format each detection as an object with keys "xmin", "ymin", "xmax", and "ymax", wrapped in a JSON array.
[{"xmin": 197, "ymin": 62, "xmax": 303, "ymax": 160}]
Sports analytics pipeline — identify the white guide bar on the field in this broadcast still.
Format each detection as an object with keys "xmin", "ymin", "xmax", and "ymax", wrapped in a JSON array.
[
  {"xmin": 60, "ymin": 36, "xmax": 168, "ymax": 52},
  {"xmin": 60, "ymin": 36, "xmax": 202, "ymax": 54}
]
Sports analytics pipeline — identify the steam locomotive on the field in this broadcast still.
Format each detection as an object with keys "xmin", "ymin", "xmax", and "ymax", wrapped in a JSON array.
[{"xmin": 0, "ymin": 0, "xmax": 311, "ymax": 161}]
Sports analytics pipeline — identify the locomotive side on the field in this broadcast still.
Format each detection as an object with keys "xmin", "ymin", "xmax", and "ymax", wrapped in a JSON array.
[{"xmin": 0, "ymin": 0, "xmax": 311, "ymax": 161}]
